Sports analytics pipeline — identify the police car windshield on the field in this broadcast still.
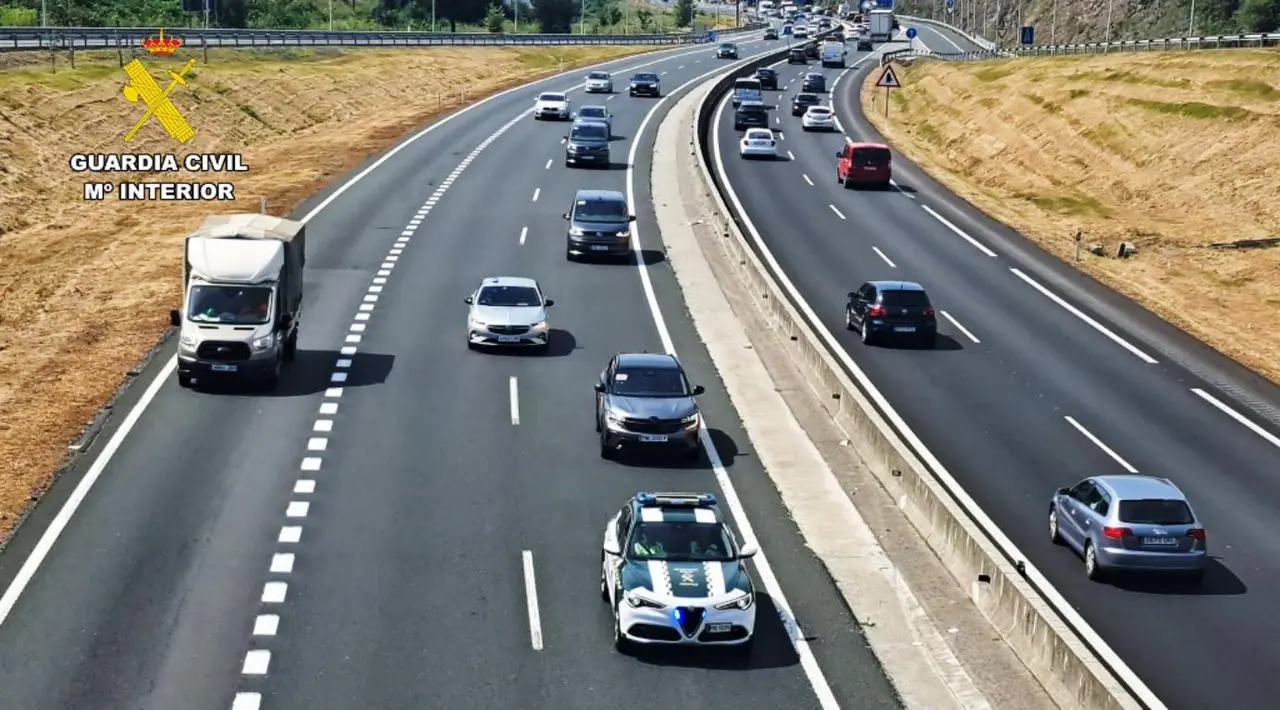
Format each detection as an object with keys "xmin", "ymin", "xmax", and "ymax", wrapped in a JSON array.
[
  {"xmin": 476, "ymin": 285, "xmax": 541, "ymax": 307},
  {"xmin": 611, "ymin": 366, "xmax": 690, "ymax": 397},
  {"xmin": 627, "ymin": 521, "xmax": 735, "ymax": 561},
  {"xmin": 188, "ymin": 284, "xmax": 272, "ymax": 324}
]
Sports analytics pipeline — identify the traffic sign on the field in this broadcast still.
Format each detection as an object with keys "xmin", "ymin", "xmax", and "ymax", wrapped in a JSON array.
[
  {"xmin": 782, "ymin": 25, "xmax": 793, "ymax": 35},
  {"xmin": 946, "ymin": 0, "xmax": 954, "ymax": 5},
  {"xmin": 708, "ymin": 30, "xmax": 717, "ymax": 42},
  {"xmin": 1020, "ymin": 25, "xmax": 1035, "ymax": 45},
  {"xmin": 905, "ymin": 27, "xmax": 917, "ymax": 39},
  {"xmin": 875, "ymin": 65, "xmax": 901, "ymax": 88}
]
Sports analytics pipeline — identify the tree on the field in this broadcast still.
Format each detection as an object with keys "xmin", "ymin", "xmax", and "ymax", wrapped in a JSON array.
[
  {"xmin": 484, "ymin": 1, "xmax": 504, "ymax": 29},
  {"xmin": 636, "ymin": 7, "xmax": 652, "ymax": 30},
  {"xmin": 675, "ymin": 0, "xmax": 694, "ymax": 27},
  {"xmin": 246, "ymin": 0, "xmax": 320, "ymax": 28},
  {"xmin": 533, "ymin": 0, "xmax": 576, "ymax": 32},
  {"xmin": 1236, "ymin": 0, "xmax": 1279, "ymax": 31},
  {"xmin": 413, "ymin": 0, "xmax": 487, "ymax": 31}
]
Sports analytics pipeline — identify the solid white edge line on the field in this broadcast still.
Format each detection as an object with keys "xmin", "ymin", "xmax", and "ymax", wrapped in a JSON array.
[
  {"xmin": 1191, "ymin": 388, "xmax": 1280, "ymax": 449},
  {"xmin": 509, "ymin": 376, "xmax": 520, "ymax": 425},
  {"xmin": 939, "ymin": 310, "xmax": 979, "ymax": 344},
  {"xmin": 628, "ymin": 54, "xmax": 842, "ymax": 710},
  {"xmin": 919, "ymin": 204, "xmax": 998, "ymax": 258},
  {"xmin": 0, "ymin": 37, "xmax": 756, "ymax": 628},
  {"xmin": 522, "ymin": 550, "xmax": 543, "ymax": 651},
  {"xmin": 1009, "ymin": 268, "xmax": 1158, "ymax": 364},
  {"xmin": 871, "ymin": 246, "xmax": 896, "ymax": 267},
  {"xmin": 709, "ymin": 81, "xmax": 1169, "ymax": 709},
  {"xmin": 1063, "ymin": 416, "xmax": 1139, "ymax": 473}
]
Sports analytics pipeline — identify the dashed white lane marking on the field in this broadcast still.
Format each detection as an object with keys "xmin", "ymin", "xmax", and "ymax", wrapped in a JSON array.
[
  {"xmin": 519, "ymin": 226, "xmax": 528, "ymax": 246},
  {"xmin": 253, "ymin": 615, "xmax": 279, "ymax": 636},
  {"xmin": 660, "ymin": 70, "xmax": 668, "ymax": 75},
  {"xmin": 888, "ymin": 179, "xmax": 915, "ymax": 199},
  {"xmin": 544, "ymin": 158, "xmax": 552, "ymax": 170},
  {"xmin": 522, "ymin": 550, "xmax": 543, "ymax": 651},
  {"xmin": 1009, "ymin": 268, "xmax": 1158, "ymax": 364},
  {"xmin": 829, "ymin": 204, "xmax": 846, "ymax": 220},
  {"xmin": 313, "ymin": 419, "xmax": 333, "ymax": 432},
  {"xmin": 510, "ymin": 376, "xmax": 520, "ymax": 425},
  {"xmin": 278, "ymin": 527, "xmax": 301, "ymax": 544},
  {"xmin": 269, "ymin": 553, "xmax": 294, "ymax": 573},
  {"xmin": 241, "ymin": 649, "xmax": 271, "ymax": 675},
  {"xmin": 532, "ymin": 187, "xmax": 540, "ymax": 202},
  {"xmin": 261, "ymin": 582, "xmax": 288, "ymax": 604},
  {"xmin": 775, "ymin": 116, "xmax": 781, "ymax": 124},
  {"xmin": 1191, "ymin": 388, "xmax": 1280, "ymax": 449},
  {"xmin": 778, "ymin": 131, "xmax": 786, "ymax": 140},
  {"xmin": 1064, "ymin": 416, "xmax": 1139, "ymax": 472},
  {"xmin": 285, "ymin": 501, "xmax": 309, "ymax": 518},
  {"xmin": 606, "ymin": 94, "xmax": 615, "ymax": 101},
  {"xmin": 940, "ymin": 311, "xmax": 981, "ymax": 343},
  {"xmin": 919, "ymin": 204, "xmax": 996, "ymax": 257},
  {"xmin": 787, "ymin": 150, "xmax": 795, "ymax": 160},
  {"xmin": 803, "ymin": 174, "xmax": 813, "ymax": 185},
  {"xmin": 293, "ymin": 480, "xmax": 315, "ymax": 494},
  {"xmin": 232, "ymin": 693, "xmax": 262, "ymax": 710},
  {"xmin": 871, "ymin": 246, "xmax": 896, "ymax": 267}
]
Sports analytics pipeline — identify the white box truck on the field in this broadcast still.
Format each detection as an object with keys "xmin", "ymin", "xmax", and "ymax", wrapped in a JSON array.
[
  {"xmin": 170, "ymin": 213, "xmax": 305, "ymax": 390},
  {"xmin": 868, "ymin": 8, "xmax": 893, "ymax": 42}
]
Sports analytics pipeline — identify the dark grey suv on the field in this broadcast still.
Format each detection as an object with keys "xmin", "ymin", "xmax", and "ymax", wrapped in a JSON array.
[
  {"xmin": 564, "ymin": 119, "xmax": 611, "ymax": 168},
  {"xmin": 595, "ymin": 352, "xmax": 705, "ymax": 462},
  {"xmin": 564, "ymin": 189, "xmax": 635, "ymax": 261}
]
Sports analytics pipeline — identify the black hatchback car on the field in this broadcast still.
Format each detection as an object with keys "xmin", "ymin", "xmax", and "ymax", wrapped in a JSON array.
[
  {"xmin": 755, "ymin": 67, "xmax": 778, "ymax": 90},
  {"xmin": 804, "ymin": 41, "xmax": 821, "ymax": 59},
  {"xmin": 801, "ymin": 73, "xmax": 826, "ymax": 92},
  {"xmin": 845, "ymin": 281, "xmax": 937, "ymax": 347},
  {"xmin": 787, "ymin": 47, "xmax": 807, "ymax": 64},
  {"xmin": 791, "ymin": 92, "xmax": 821, "ymax": 116},
  {"xmin": 733, "ymin": 100, "xmax": 769, "ymax": 131}
]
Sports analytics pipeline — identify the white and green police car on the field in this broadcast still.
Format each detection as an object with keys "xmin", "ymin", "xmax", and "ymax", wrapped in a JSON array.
[{"xmin": 600, "ymin": 492, "xmax": 759, "ymax": 654}]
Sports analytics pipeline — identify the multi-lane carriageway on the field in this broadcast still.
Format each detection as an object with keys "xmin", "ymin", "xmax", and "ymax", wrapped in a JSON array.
[
  {"xmin": 713, "ymin": 28, "xmax": 1280, "ymax": 710},
  {"xmin": 0, "ymin": 29, "xmax": 971, "ymax": 710}
]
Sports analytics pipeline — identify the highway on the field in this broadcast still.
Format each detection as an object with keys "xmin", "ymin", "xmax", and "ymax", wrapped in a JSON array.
[
  {"xmin": 711, "ymin": 30, "xmax": 1280, "ymax": 710},
  {"xmin": 0, "ymin": 35, "xmax": 903, "ymax": 710}
]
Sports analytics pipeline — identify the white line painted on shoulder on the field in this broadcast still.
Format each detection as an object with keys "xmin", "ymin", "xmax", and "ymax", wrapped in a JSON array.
[
  {"xmin": 241, "ymin": 650, "xmax": 271, "ymax": 675},
  {"xmin": 829, "ymin": 204, "xmax": 846, "ymax": 220},
  {"xmin": 252, "ymin": 615, "xmax": 279, "ymax": 636},
  {"xmin": 1191, "ymin": 388, "xmax": 1280, "ymax": 449},
  {"xmin": 1064, "ymin": 416, "xmax": 1139, "ymax": 472},
  {"xmin": 510, "ymin": 376, "xmax": 520, "ymax": 426},
  {"xmin": 940, "ymin": 311, "xmax": 980, "ymax": 343},
  {"xmin": 261, "ymin": 582, "xmax": 288, "ymax": 604},
  {"xmin": 803, "ymin": 174, "xmax": 814, "ymax": 186},
  {"xmin": 231, "ymin": 693, "xmax": 262, "ymax": 710},
  {"xmin": 871, "ymin": 246, "xmax": 896, "ymax": 267},
  {"xmin": 532, "ymin": 187, "xmax": 540, "ymax": 202},
  {"xmin": 544, "ymin": 158, "xmax": 552, "ymax": 170},
  {"xmin": 522, "ymin": 550, "xmax": 543, "ymax": 651},
  {"xmin": 519, "ymin": 226, "xmax": 528, "ymax": 246},
  {"xmin": 1009, "ymin": 268, "xmax": 1158, "ymax": 364},
  {"xmin": 919, "ymin": 204, "xmax": 997, "ymax": 257}
]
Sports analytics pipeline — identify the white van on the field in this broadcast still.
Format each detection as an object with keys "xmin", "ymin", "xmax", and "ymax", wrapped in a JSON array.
[{"xmin": 821, "ymin": 41, "xmax": 847, "ymax": 68}]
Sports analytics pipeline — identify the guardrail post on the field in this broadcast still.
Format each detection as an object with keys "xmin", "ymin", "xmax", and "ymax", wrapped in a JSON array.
[
  {"xmin": 203, "ymin": 35, "xmax": 209, "ymax": 63},
  {"xmin": 69, "ymin": 42, "xmax": 74, "ymax": 69},
  {"xmin": 49, "ymin": 35, "xmax": 56, "ymax": 73}
]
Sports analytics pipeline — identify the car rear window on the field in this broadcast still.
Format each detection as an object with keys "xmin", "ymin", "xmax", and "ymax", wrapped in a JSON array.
[
  {"xmin": 852, "ymin": 147, "xmax": 891, "ymax": 165},
  {"xmin": 738, "ymin": 106, "xmax": 767, "ymax": 118},
  {"xmin": 1119, "ymin": 499, "xmax": 1195, "ymax": 525},
  {"xmin": 880, "ymin": 290, "xmax": 930, "ymax": 307}
]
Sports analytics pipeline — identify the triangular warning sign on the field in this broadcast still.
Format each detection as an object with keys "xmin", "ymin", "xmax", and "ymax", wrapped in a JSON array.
[{"xmin": 875, "ymin": 65, "xmax": 901, "ymax": 88}]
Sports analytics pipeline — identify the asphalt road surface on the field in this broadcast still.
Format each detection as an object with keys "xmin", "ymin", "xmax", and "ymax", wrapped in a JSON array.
[
  {"xmin": 711, "ymin": 36, "xmax": 1280, "ymax": 710},
  {"xmin": 0, "ymin": 36, "xmax": 908, "ymax": 710}
]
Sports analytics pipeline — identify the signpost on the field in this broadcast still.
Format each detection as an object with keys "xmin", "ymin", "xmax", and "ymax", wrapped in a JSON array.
[
  {"xmin": 1021, "ymin": 25, "xmax": 1035, "ymax": 46},
  {"xmin": 905, "ymin": 26, "xmax": 917, "ymax": 40},
  {"xmin": 945, "ymin": 0, "xmax": 954, "ymax": 11},
  {"xmin": 874, "ymin": 64, "xmax": 900, "ymax": 118}
]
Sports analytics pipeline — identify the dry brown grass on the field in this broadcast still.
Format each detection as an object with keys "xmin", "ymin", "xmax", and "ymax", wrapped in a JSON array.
[
  {"xmin": 0, "ymin": 42, "xmax": 661, "ymax": 538},
  {"xmin": 861, "ymin": 50, "xmax": 1280, "ymax": 383}
]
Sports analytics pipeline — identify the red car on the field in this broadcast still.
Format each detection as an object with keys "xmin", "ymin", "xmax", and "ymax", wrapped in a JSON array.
[{"xmin": 836, "ymin": 142, "xmax": 892, "ymax": 188}]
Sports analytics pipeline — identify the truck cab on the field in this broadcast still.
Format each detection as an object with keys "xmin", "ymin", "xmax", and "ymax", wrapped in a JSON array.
[{"xmin": 171, "ymin": 213, "xmax": 305, "ymax": 390}]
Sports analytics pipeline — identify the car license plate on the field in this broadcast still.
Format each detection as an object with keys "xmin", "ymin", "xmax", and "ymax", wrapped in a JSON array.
[
  {"xmin": 590, "ymin": 245, "xmax": 610, "ymax": 251},
  {"xmin": 707, "ymin": 623, "xmax": 732, "ymax": 633},
  {"xmin": 210, "ymin": 363, "xmax": 238, "ymax": 372},
  {"xmin": 1142, "ymin": 536, "xmax": 1177, "ymax": 546},
  {"xmin": 639, "ymin": 434, "xmax": 668, "ymax": 443},
  {"xmin": 497, "ymin": 335, "xmax": 521, "ymax": 343},
  {"xmin": 893, "ymin": 326, "xmax": 916, "ymax": 333}
]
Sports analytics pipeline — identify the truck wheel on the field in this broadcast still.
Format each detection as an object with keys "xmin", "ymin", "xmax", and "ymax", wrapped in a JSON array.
[
  {"xmin": 283, "ymin": 332, "xmax": 298, "ymax": 362},
  {"xmin": 263, "ymin": 357, "xmax": 282, "ymax": 391},
  {"xmin": 177, "ymin": 373, "xmax": 192, "ymax": 388}
]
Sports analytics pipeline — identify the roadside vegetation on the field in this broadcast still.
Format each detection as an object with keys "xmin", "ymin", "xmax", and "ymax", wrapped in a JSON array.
[{"xmin": 861, "ymin": 50, "xmax": 1280, "ymax": 384}]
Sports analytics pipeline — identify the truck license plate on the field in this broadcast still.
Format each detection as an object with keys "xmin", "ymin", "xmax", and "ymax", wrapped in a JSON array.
[
  {"xmin": 639, "ymin": 434, "xmax": 668, "ymax": 443},
  {"xmin": 210, "ymin": 363, "xmax": 238, "ymax": 372},
  {"xmin": 497, "ymin": 335, "xmax": 521, "ymax": 343}
]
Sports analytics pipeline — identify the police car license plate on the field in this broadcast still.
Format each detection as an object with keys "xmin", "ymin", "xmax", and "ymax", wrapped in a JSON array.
[
  {"xmin": 893, "ymin": 326, "xmax": 916, "ymax": 333},
  {"xmin": 210, "ymin": 363, "xmax": 238, "ymax": 372},
  {"xmin": 639, "ymin": 434, "xmax": 668, "ymax": 443},
  {"xmin": 497, "ymin": 335, "xmax": 521, "ymax": 343},
  {"xmin": 707, "ymin": 623, "xmax": 732, "ymax": 633}
]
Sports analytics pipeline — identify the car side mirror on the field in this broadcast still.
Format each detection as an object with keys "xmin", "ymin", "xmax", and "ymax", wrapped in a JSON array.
[
  {"xmin": 603, "ymin": 541, "xmax": 622, "ymax": 556},
  {"xmin": 836, "ymin": 150, "xmax": 844, "ymax": 157},
  {"xmin": 544, "ymin": 299, "xmax": 554, "ymax": 307},
  {"xmin": 562, "ymin": 212, "xmax": 570, "ymax": 220},
  {"xmin": 1056, "ymin": 487, "xmax": 1071, "ymax": 496},
  {"xmin": 738, "ymin": 543, "xmax": 759, "ymax": 559},
  {"xmin": 169, "ymin": 308, "xmax": 181, "ymax": 327},
  {"xmin": 463, "ymin": 296, "xmax": 473, "ymax": 305},
  {"xmin": 628, "ymin": 215, "xmax": 637, "ymax": 222},
  {"xmin": 594, "ymin": 382, "xmax": 605, "ymax": 393},
  {"xmin": 692, "ymin": 385, "xmax": 705, "ymax": 396},
  {"xmin": 847, "ymin": 291, "xmax": 857, "ymax": 299},
  {"xmin": 563, "ymin": 135, "xmax": 569, "ymax": 140}
]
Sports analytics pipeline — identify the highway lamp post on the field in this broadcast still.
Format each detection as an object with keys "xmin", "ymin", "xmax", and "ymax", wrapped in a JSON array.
[
  {"xmin": 1051, "ymin": 0, "xmax": 1057, "ymax": 44},
  {"xmin": 1104, "ymin": 0, "xmax": 1114, "ymax": 47},
  {"xmin": 1188, "ymin": 0, "xmax": 1196, "ymax": 36},
  {"xmin": 40, "ymin": 0, "xmax": 46, "ymax": 27},
  {"xmin": 432, "ymin": 0, "xmax": 437, "ymax": 32},
  {"xmin": 329, "ymin": 0, "xmax": 333, "ymax": 30},
  {"xmin": 580, "ymin": 0, "xmax": 586, "ymax": 34}
]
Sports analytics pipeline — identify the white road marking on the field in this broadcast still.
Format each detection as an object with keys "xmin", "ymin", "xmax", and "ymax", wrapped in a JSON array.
[
  {"xmin": 940, "ymin": 311, "xmax": 980, "ymax": 343},
  {"xmin": 787, "ymin": 150, "xmax": 795, "ymax": 160},
  {"xmin": 1009, "ymin": 268, "xmax": 1158, "ymax": 364},
  {"xmin": 1191, "ymin": 388, "xmax": 1280, "ymax": 449},
  {"xmin": 285, "ymin": 501, "xmax": 310, "ymax": 518},
  {"xmin": 871, "ymin": 246, "xmax": 895, "ymax": 267},
  {"xmin": 318, "ymin": 402, "xmax": 338, "ymax": 415},
  {"xmin": 252, "ymin": 615, "xmax": 279, "ymax": 636},
  {"xmin": 324, "ymin": 387, "xmax": 342, "ymax": 398},
  {"xmin": 241, "ymin": 650, "xmax": 270, "ymax": 675},
  {"xmin": 775, "ymin": 116, "xmax": 780, "ymax": 124},
  {"xmin": 544, "ymin": 158, "xmax": 552, "ymax": 170},
  {"xmin": 522, "ymin": 550, "xmax": 543, "ymax": 651},
  {"xmin": 306, "ymin": 438, "xmax": 327, "ymax": 451},
  {"xmin": 510, "ymin": 376, "xmax": 520, "ymax": 425},
  {"xmin": 803, "ymin": 174, "xmax": 813, "ymax": 185},
  {"xmin": 269, "ymin": 553, "xmax": 294, "ymax": 574},
  {"xmin": 606, "ymin": 95, "xmax": 615, "ymax": 101},
  {"xmin": 919, "ymin": 204, "xmax": 997, "ymax": 257},
  {"xmin": 778, "ymin": 131, "xmax": 786, "ymax": 140},
  {"xmin": 313, "ymin": 420, "xmax": 333, "ymax": 433},
  {"xmin": 278, "ymin": 527, "xmax": 302, "ymax": 544},
  {"xmin": 519, "ymin": 226, "xmax": 528, "ymax": 246},
  {"xmin": 532, "ymin": 187, "xmax": 540, "ymax": 202},
  {"xmin": 261, "ymin": 582, "xmax": 287, "ymax": 604},
  {"xmin": 231, "ymin": 694, "xmax": 261, "ymax": 710},
  {"xmin": 888, "ymin": 179, "xmax": 915, "ymax": 199},
  {"xmin": 294, "ymin": 480, "xmax": 315, "ymax": 494},
  {"xmin": 1064, "ymin": 416, "xmax": 1139, "ymax": 472},
  {"xmin": 829, "ymin": 204, "xmax": 846, "ymax": 220},
  {"xmin": 300, "ymin": 457, "xmax": 321, "ymax": 471}
]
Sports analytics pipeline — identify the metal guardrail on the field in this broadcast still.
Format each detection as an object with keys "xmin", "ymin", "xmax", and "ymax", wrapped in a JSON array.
[
  {"xmin": 0, "ymin": 22, "xmax": 765, "ymax": 52},
  {"xmin": 1021, "ymin": 32, "xmax": 1279, "ymax": 55}
]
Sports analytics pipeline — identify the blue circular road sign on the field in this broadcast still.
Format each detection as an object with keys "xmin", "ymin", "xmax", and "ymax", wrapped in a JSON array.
[{"xmin": 906, "ymin": 27, "xmax": 917, "ymax": 39}]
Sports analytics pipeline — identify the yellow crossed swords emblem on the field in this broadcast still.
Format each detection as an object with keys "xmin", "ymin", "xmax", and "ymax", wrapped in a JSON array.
[{"xmin": 121, "ymin": 56, "xmax": 198, "ymax": 144}]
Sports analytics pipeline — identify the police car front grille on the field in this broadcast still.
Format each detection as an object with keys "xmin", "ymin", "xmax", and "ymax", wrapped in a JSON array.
[{"xmin": 677, "ymin": 607, "xmax": 705, "ymax": 637}]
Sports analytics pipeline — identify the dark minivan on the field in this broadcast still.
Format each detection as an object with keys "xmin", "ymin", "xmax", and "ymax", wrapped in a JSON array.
[
  {"xmin": 564, "ymin": 120, "xmax": 610, "ymax": 168},
  {"xmin": 564, "ymin": 188, "xmax": 635, "ymax": 261},
  {"xmin": 845, "ymin": 281, "xmax": 937, "ymax": 347},
  {"xmin": 733, "ymin": 100, "xmax": 769, "ymax": 131}
]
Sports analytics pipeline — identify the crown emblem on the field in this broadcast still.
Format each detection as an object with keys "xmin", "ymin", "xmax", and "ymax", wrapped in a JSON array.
[{"xmin": 142, "ymin": 28, "xmax": 182, "ymax": 56}]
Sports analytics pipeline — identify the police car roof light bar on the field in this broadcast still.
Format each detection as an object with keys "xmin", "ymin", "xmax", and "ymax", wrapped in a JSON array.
[{"xmin": 636, "ymin": 492, "xmax": 717, "ymax": 507}]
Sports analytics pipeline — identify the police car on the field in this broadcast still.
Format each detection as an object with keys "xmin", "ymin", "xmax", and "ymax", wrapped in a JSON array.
[{"xmin": 600, "ymin": 492, "xmax": 759, "ymax": 654}]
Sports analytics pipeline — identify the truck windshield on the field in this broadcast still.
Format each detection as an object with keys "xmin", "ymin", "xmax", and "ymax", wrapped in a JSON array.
[{"xmin": 188, "ymin": 284, "xmax": 273, "ymax": 325}]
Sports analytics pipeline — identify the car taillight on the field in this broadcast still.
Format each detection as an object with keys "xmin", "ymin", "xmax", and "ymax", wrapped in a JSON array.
[
  {"xmin": 923, "ymin": 306, "xmax": 935, "ymax": 317},
  {"xmin": 1187, "ymin": 528, "xmax": 1206, "ymax": 540},
  {"xmin": 867, "ymin": 305, "xmax": 886, "ymax": 317},
  {"xmin": 1102, "ymin": 526, "xmax": 1132, "ymax": 540}
]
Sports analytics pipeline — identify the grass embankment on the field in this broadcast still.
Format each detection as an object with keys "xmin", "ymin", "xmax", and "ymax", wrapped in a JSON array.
[
  {"xmin": 0, "ymin": 42, "xmax": 660, "ymax": 539},
  {"xmin": 861, "ymin": 50, "xmax": 1280, "ymax": 383}
]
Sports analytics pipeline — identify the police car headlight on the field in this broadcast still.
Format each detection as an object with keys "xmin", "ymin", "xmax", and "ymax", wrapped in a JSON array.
[
  {"xmin": 625, "ymin": 590, "xmax": 667, "ymax": 609},
  {"xmin": 251, "ymin": 334, "xmax": 275, "ymax": 351},
  {"xmin": 715, "ymin": 591, "xmax": 754, "ymax": 610}
]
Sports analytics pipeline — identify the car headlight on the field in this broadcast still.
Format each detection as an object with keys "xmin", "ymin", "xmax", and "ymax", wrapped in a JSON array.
[
  {"xmin": 530, "ymin": 320, "xmax": 548, "ymax": 331},
  {"xmin": 681, "ymin": 413, "xmax": 701, "ymax": 427},
  {"xmin": 625, "ymin": 589, "xmax": 667, "ymax": 609},
  {"xmin": 605, "ymin": 411, "xmax": 626, "ymax": 427},
  {"xmin": 251, "ymin": 333, "xmax": 274, "ymax": 351},
  {"xmin": 568, "ymin": 227, "xmax": 585, "ymax": 236},
  {"xmin": 179, "ymin": 332, "xmax": 196, "ymax": 347},
  {"xmin": 469, "ymin": 318, "xmax": 487, "ymax": 329},
  {"xmin": 715, "ymin": 590, "xmax": 754, "ymax": 611},
  {"xmin": 614, "ymin": 229, "xmax": 630, "ymax": 238}
]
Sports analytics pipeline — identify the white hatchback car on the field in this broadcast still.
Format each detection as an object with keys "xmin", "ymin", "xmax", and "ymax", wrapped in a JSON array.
[
  {"xmin": 533, "ymin": 92, "xmax": 571, "ymax": 120},
  {"xmin": 801, "ymin": 105, "xmax": 837, "ymax": 131},
  {"xmin": 739, "ymin": 128, "xmax": 778, "ymax": 159},
  {"xmin": 585, "ymin": 71, "xmax": 614, "ymax": 93},
  {"xmin": 464, "ymin": 276, "xmax": 554, "ymax": 351}
]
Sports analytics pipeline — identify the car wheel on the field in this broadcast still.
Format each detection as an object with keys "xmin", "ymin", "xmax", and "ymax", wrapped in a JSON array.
[
  {"xmin": 844, "ymin": 309, "xmax": 854, "ymax": 330},
  {"xmin": 860, "ymin": 319, "xmax": 875, "ymax": 345},
  {"xmin": 176, "ymin": 372, "xmax": 192, "ymax": 388},
  {"xmin": 1049, "ymin": 507, "xmax": 1064, "ymax": 545},
  {"xmin": 613, "ymin": 605, "xmax": 632, "ymax": 654},
  {"xmin": 684, "ymin": 445, "xmax": 701, "ymax": 464},
  {"xmin": 599, "ymin": 432, "xmax": 615, "ymax": 460},
  {"xmin": 1084, "ymin": 541, "xmax": 1105, "ymax": 581},
  {"xmin": 600, "ymin": 555, "xmax": 611, "ymax": 601}
]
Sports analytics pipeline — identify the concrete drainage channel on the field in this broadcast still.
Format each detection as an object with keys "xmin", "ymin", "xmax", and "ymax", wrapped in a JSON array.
[{"xmin": 688, "ymin": 32, "xmax": 1153, "ymax": 710}]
